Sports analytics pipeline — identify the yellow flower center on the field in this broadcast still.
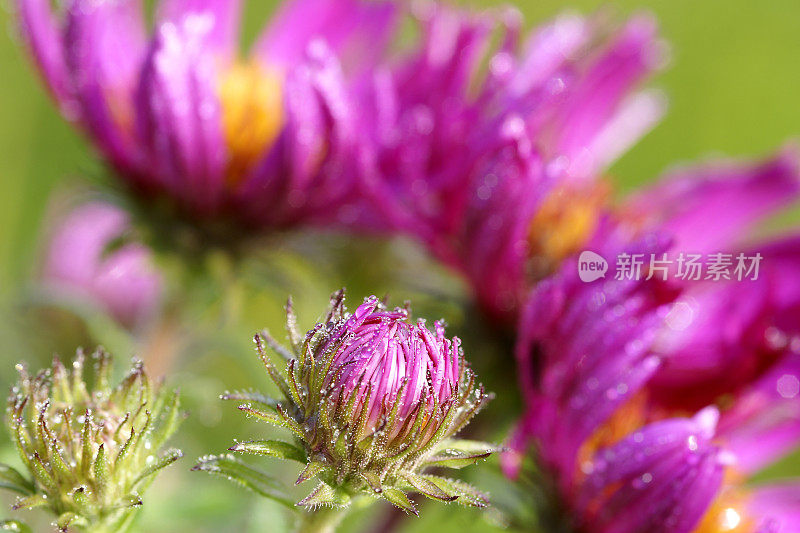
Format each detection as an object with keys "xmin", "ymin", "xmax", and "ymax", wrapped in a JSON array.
[
  {"xmin": 219, "ymin": 60, "xmax": 284, "ymax": 186},
  {"xmin": 528, "ymin": 182, "xmax": 611, "ymax": 278},
  {"xmin": 577, "ymin": 392, "xmax": 647, "ymax": 474},
  {"xmin": 693, "ymin": 480, "xmax": 753, "ymax": 533}
]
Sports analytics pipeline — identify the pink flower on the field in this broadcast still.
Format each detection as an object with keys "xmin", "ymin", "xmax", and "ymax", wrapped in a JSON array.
[
  {"xmin": 359, "ymin": 7, "xmax": 664, "ymax": 319},
  {"xmin": 42, "ymin": 201, "xmax": 162, "ymax": 328},
  {"xmin": 16, "ymin": 0, "xmax": 397, "ymax": 228}
]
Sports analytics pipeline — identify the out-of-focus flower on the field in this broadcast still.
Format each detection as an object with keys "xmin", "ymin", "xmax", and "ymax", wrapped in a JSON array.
[
  {"xmin": 505, "ymin": 216, "xmax": 800, "ymax": 532},
  {"xmin": 0, "ymin": 350, "xmax": 183, "ymax": 532},
  {"xmin": 16, "ymin": 0, "xmax": 396, "ymax": 230},
  {"xmin": 41, "ymin": 201, "xmax": 162, "ymax": 329},
  {"xmin": 360, "ymin": 5, "xmax": 664, "ymax": 319},
  {"xmin": 620, "ymin": 150, "xmax": 800, "ymax": 411},
  {"xmin": 194, "ymin": 291, "xmax": 497, "ymax": 516}
]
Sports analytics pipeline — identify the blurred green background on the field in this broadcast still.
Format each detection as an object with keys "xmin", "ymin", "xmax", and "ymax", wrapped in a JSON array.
[{"xmin": 0, "ymin": 0, "xmax": 798, "ymax": 531}]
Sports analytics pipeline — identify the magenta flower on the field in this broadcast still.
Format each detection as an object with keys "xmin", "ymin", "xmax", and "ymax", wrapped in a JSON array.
[
  {"xmin": 505, "ymin": 151, "xmax": 800, "ymax": 531},
  {"xmin": 42, "ymin": 201, "xmax": 162, "ymax": 328},
  {"xmin": 196, "ymin": 291, "xmax": 497, "ymax": 515},
  {"xmin": 16, "ymin": 0, "xmax": 396, "ymax": 228},
  {"xmin": 504, "ymin": 229, "xmax": 799, "ymax": 531},
  {"xmin": 359, "ymin": 7, "xmax": 663, "ymax": 318}
]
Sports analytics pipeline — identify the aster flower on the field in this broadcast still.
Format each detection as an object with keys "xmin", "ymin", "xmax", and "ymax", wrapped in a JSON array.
[
  {"xmin": 505, "ymin": 217, "xmax": 800, "ymax": 532},
  {"xmin": 15, "ymin": 0, "xmax": 396, "ymax": 232},
  {"xmin": 41, "ymin": 201, "xmax": 162, "ymax": 329},
  {"xmin": 0, "ymin": 349, "xmax": 183, "ymax": 532},
  {"xmin": 359, "ymin": 5, "xmax": 664, "ymax": 319},
  {"xmin": 194, "ymin": 290, "xmax": 497, "ymax": 525}
]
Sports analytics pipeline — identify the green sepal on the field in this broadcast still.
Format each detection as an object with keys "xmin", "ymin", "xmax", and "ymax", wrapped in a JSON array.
[
  {"xmin": 411, "ymin": 476, "xmax": 489, "ymax": 508},
  {"xmin": 0, "ymin": 464, "xmax": 33, "ymax": 495},
  {"xmin": 11, "ymin": 494, "xmax": 48, "ymax": 511},
  {"xmin": 432, "ymin": 439, "xmax": 502, "ymax": 454},
  {"xmin": 131, "ymin": 448, "xmax": 184, "ymax": 488},
  {"xmin": 71, "ymin": 486, "xmax": 90, "ymax": 509},
  {"xmin": 296, "ymin": 482, "xmax": 350, "ymax": 509},
  {"xmin": 220, "ymin": 390, "xmax": 279, "ymax": 411},
  {"xmin": 228, "ymin": 440, "xmax": 306, "ymax": 463},
  {"xmin": 111, "ymin": 493, "xmax": 143, "ymax": 510},
  {"xmin": 423, "ymin": 450, "xmax": 493, "ymax": 469},
  {"xmin": 237, "ymin": 405, "xmax": 304, "ymax": 437},
  {"xmin": 360, "ymin": 471, "xmax": 383, "ymax": 494},
  {"xmin": 93, "ymin": 443, "xmax": 110, "ymax": 489},
  {"xmin": 402, "ymin": 473, "xmax": 458, "ymax": 502},
  {"xmin": 295, "ymin": 461, "xmax": 326, "ymax": 485},
  {"xmin": 191, "ymin": 454, "xmax": 294, "ymax": 509},
  {"xmin": 55, "ymin": 512, "xmax": 87, "ymax": 533},
  {"xmin": 380, "ymin": 487, "xmax": 418, "ymax": 516},
  {"xmin": 151, "ymin": 390, "xmax": 183, "ymax": 451}
]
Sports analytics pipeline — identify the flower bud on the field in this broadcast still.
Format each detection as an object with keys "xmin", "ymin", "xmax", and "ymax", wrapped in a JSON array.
[
  {"xmin": 196, "ymin": 291, "xmax": 498, "ymax": 515},
  {"xmin": 1, "ymin": 350, "xmax": 183, "ymax": 532}
]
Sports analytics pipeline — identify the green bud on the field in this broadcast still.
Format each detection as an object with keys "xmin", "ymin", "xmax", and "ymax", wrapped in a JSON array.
[{"xmin": 2, "ymin": 349, "xmax": 183, "ymax": 532}]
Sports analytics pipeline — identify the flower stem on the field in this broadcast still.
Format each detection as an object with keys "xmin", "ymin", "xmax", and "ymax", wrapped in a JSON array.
[{"xmin": 295, "ymin": 507, "xmax": 348, "ymax": 533}]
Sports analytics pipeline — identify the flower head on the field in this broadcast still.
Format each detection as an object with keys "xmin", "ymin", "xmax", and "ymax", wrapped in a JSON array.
[
  {"xmin": 195, "ymin": 291, "xmax": 497, "ymax": 515},
  {"xmin": 16, "ymin": 0, "xmax": 396, "ymax": 231},
  {"xmin": 1, "ymin": 350, "xmax": 183, "ymax": 532},
  {"xmin": 41, "ymin": 201, "xmax": 162, "ymax": 329},
  {"xmin": 505, "ymin": 211, "xmax": 800, "ymax": 532},
  {"xmin": 360, "ymin": 7, "xmax": 664, "ymax": 319}
]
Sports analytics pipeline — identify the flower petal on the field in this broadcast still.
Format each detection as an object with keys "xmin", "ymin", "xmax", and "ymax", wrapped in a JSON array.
[
  {"xmin": 627, "ymin": 147, "xmax": 800, "ymax": 254},
  {"xmin": 15, "ymin": 0, "xmax": 76, "ymax": 114},
  {"xmin": 155, "ymin": 0, "xmax": 242, "ymax": 59},
  {"xmin": 135, "ymin": 12, "xmax": 229, "ymax": 212},
  {"xmin": 253, "ymin": 0, "xmax": 397, "ymax": 70},
  {"xmin": 65, "ymin": 0, "xmax": 148, "ymax": 173},
  {"xmin": 552, "ymin": 15, "xmax": 664, "ymax": 181}
]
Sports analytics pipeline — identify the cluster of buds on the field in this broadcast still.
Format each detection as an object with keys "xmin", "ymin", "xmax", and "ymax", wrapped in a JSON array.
[
  {"xmin": 195, "ymin": 291, "xmax": 498, "ymax": 515},
  {"xmin": 1, "ymin": 350, "xmax": 183, "ymax": 532}
]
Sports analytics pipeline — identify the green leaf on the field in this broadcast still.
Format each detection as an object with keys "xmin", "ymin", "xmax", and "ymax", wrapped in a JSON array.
[
  {"xmin": 0, "ymin": 464, "xmax": 33, "ymax": 495},
  {"xmin": 191, "ymin": 454, "xmax": 294, "ymax": 509},
  {"xmin": 380, "ymin": 487, "xmax": 418, "ymax": 516},
  {"xmin": 0, "ymin": 520, "xmax": 32, "ymax": 533},
  {"xmin": 402, "ymin": 473, "xmax": 459, "ymax": 502},
  {"xmin": 228, "ymin": 440, "xmax": 306, "ymax": 463},
  {"xmin": 296, "ymin": 482, "xmax": 350, "ymax": 509}
]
